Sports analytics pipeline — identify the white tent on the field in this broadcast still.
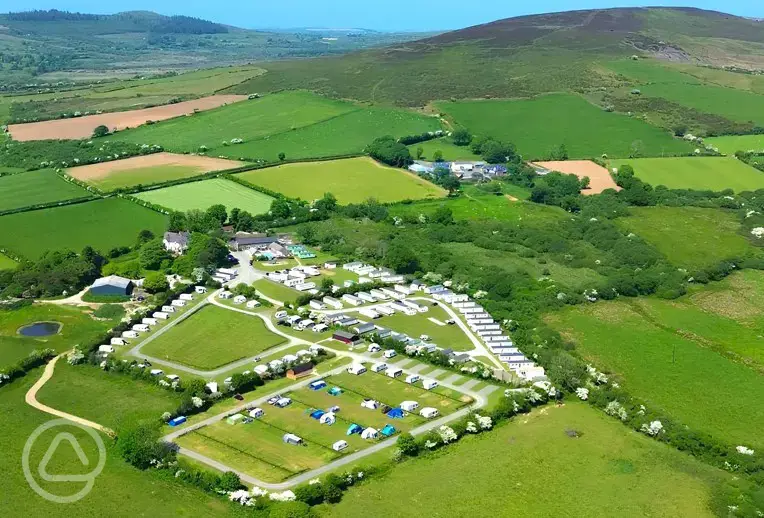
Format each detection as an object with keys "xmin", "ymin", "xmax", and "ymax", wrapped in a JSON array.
[
  {"xmin": 319, "ymin": 412, "xmax": 336, "ymax": 425},
  {"xmin": 361, "ymin": 399, "xmax": 379, "ymax": 410},
  {"xmin": 206, "ymin": 381, "xmax": 219, "ymax": 394},
  {"xmin": 361, "ymin": 427, "xmax": 379, "ymax": 440}
]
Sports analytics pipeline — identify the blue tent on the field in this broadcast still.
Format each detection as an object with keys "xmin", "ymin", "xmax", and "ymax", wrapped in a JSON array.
[
  {"xmin": 347, "ymin": 424, "xmax": 363, "ymax": 435},
  {"xmin": 386, "ymin": 407, "xmax": 404, "ymax": 419},
  {"xmin": 381, "ymin": 424, "xmax": 396, "ymax": 437},
  {"xmin": 328, "ymin": 387, "xmax": 342, "ymax": 396},
  {"xmin": 310, "ymin": 410, "xmax": 326, "ymax": 420},
  {"xmin": 309, "ymin": 380, "xmax": 327, "ymax": 391}
]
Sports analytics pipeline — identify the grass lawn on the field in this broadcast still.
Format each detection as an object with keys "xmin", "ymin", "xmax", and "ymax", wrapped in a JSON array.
[
  {"xmin": 707, "ymin": 134, "xmax": 764, "ymax": 155},
  {"xmin": 0, "ymin": 253, "xmax": 17, "ymax": 270},
  {"xmin": 36, "ymin": 362, "xmax": 184, "ymax": 430},
  {"xmin": 141, "ymin": 305, "xmax": 286, "ymax": 370},
  {"xmin": 237, "ymin": 157, "xmax": 446, "ymax": 204},
  {"xmin": 114, "ymin": 90, "xmax": 356, "ymax": 152},
  {"xmin": 252, "ymin": 279, "xmax": 303, "ymax": 305},
  {"xmin": 407, "ymin": 137, "xmax": 482, "ymax": 161},
  {"xmin": 640, "ymin": 82, "xmax": 764, "ymax": 125},
  {"xmin": 135, "ymin": 178, "xmax": 274, "ymax": 215},
  {"xmin": 617, "ymin": 206, "xmax": 756, "ymax": 270},
  {"xmin": 548, "ymin": 299, "xmax": 764, "ymax": 450},
  {"xmin": 0, "ymin": 371, "xmax": 240, "ymax": 517},
  {"xmin": 217, "ymin": 107, "xmax": 442, "ymax": 162},
  {"xmin": 0, "ymin": 303, "xmax": 120, "ymax": 369},
  {"xmin": 0, "ymin": 198, "xmax": 167, "ymax": 260},
  {"xmin": 0, "ymin": 169, "xmax": 90, "ymax": 212},
  {"xmin": 437, "ymin": 94, "xmax": 692, "ymax": 159},
  {"xmin": 324, "ymin": 403, "xmax": 738, "ymax": 517},
  {"xmin": 373, "ymin": 306, "xmax": 474, "ymax": 352},
  {"xmin": 611, "ymin": 156, "xmax": 764, "ymax": 192}
]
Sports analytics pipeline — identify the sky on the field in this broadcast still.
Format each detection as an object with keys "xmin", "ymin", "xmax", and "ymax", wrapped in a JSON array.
[{"xmin": 1, "ymin": 1, "xmax": 761, "ymax": 32}]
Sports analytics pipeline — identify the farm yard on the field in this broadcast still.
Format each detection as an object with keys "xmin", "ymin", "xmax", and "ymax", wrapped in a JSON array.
[
  {"xmin": 66, "ymin": 153, "xmax": 247, "ymax": 191},
  {"xmin": 0, "ymin": 198, "xmax": 167, "ymax": 259},
  {"xmin": 707, "ymin": 134, "xmax": 764, "ymax": 155},
  {"xmin": 134, "ymin": 178, "xmax": 274, "ymax": 214},
  {"xmin": 326, "ymin": 403, "xmax": 737, "ymax": 517},
  {"xmin": 140, "ymin": 304, "xmax": 287, "ymax": 370},
  {"xmin": 7, "ymin": 95, "xmax": 248, "ymax": 141},
  {"xmin": 532, "ymin": 160, "xmax": 620, "ymax": 194},
  {"xmin": 236, "ymin": 157, "xmax": 446, "ymax": 203},
  {"xmin": 610, "ymin": 157, "xmax": 764, "ymax": 192},
  {"xmin": 437, "ymin": 94, "xmax": 693, "ymax": 159},
  {"xmin": 0, "ymin": 169, "xmax": 90, "ymax": 212},
  {"xmin": 616, "ymin": 206, "xmax": 758, "ymax": 270}
]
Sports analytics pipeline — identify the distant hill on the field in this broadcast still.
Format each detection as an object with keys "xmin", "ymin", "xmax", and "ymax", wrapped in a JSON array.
[{"xmin": 227, "ymin": 7, "xmax": 764, "ymax": 106}]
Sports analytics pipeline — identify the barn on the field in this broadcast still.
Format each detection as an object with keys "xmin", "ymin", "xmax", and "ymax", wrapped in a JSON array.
[{"xmin": 90, "ymin": 275, "xmax": 134, "ymax": 297}]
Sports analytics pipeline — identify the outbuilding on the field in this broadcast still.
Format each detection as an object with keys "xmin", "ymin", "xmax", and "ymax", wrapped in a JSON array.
[
  {"xmin": 333, "ymin": 330, "xmax": 359, "ymax": 345},
  {"xmin": 90, "ymin": 275, "xmax": 134, "ymax": 297},
  {"xmin": 286, "ymin": 363, "xmax": 314, "ymax": 380}
]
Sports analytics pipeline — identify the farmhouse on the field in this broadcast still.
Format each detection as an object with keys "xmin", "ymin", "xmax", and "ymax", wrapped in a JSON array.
[
  {"xmin": 163, "ymin": 231, "xmax": 190, "ymax": 255},
  {"xmin": 228, "ymin": 232, "xmax": 279, "ymax": 252},
  {"xmin": 90, "ymin": 275, "xmax": 133, "ymax": 297},
  {"xmin": 286, "ymin": 363, "xmax": 314, "ymax": 380}
]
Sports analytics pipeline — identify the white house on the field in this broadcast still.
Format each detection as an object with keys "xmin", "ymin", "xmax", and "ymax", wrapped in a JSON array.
[
  {"xmin": 332, "ymin": 440, "xmax": 348, "ymax": 452},
  {"xmin": 400, "ymin": 401, "xmax": 419, "ymax": 412},
  {"xmin": 420, "ymin": 407, "xmax": 440, "ymax": 419},
  {"xmin": 163, "ymin": 231, "xmax": 189, "ymax": 255},
  {"xmin": 347, "ymin": 364, "xmax": 367, "ymax": 375},
  {"xmin": 361, "ymin": 427, "xmax": 379, "ymax": 440}
]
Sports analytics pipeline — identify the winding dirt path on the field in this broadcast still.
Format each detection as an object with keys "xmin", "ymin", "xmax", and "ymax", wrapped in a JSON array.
[{"xmin": 25, "ymin": 353, "xmax": 114, "ymax": 437}]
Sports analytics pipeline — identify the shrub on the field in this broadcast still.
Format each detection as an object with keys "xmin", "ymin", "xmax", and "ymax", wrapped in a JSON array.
[
  {"xmin": 117, "ymin": 422, "xmax": 174, "ymax": 469},
  {"xmin": 92, "ymin": 304, "xmax": 125, "ymax": 320}
]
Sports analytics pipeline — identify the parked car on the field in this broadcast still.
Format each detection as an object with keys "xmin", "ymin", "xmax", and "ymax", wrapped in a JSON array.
[{"xmin": 234, "ymin": 393, "xmax": 244, "ymax": 401}]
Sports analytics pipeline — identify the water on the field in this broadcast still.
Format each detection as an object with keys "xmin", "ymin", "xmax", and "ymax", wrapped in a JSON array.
[{"xmin": 19, "ymin": 322, "xmax": 62, "ymax": 337}]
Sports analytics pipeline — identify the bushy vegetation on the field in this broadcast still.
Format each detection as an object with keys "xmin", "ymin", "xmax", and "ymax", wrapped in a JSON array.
[
  {"xmin": 0, "ymin": 247, "xmax": 104, "ymax": 298},
  {"xmin": 0, "ymin": 139, "xmax": 162, "ymax": 171},
  {"xmin": 366, "ymin": 136, "xmax": 413, "ymax": 167}
]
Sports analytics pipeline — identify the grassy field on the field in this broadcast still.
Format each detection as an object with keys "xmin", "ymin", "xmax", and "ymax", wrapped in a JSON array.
[
  {"xmin": 141, "ymin": 305, "xmax": 286, "ymax": 370},
  {"xmin": 373, "ymin": 306, "xmax": 474, "ymax": 351},
  {"xmin": 408, "ymin": 137, "xmax": 482, "ymax": 161},
  {"xmin": 707, "ymin": 134, "xmax": 764, "ymax": 155},
  {"xmin": 113, "ymin": 90, "xmax": 356, "ymax": 152},
  {"xmin": 0, "ymin": 371, "xmax": 241, "ymax": 517},
  {"xmin": 0, "ymin": 253, "xmax": 17, "ymax": 270},
  {"xmin": 237, "ymin": 157, "xmax": 446, "ymax": 204},
  {"xmin": 36, "ymin": 362, "xmax": 184, "ymax": 430},
  {"xmin": 0, "ymin": 169, "xmax": 90, "ymax": 212},
  {"xmin": 437, "ymin": 94, "xmax": 693, "ymax": 159},
  {"xmin": 548, "ymin": 292, "xmax": 764, "ymax": 450},
  {"xmin": 324, "ymin": 403, "xmax": 737, "ymax": 517},
  {"xmin": 640, "ymin": 82, "xmax": 764, "ymax": 125},
  {"xmin": 611, "ymin": 156, "xmax": 764, "ymax": 192},
  {"xmin": 135, "ymin": 179, "xmax": 274, "ymax": 214},
  {"xmin": 0, "ymin": 198, "xmax": 167, "ymax": 260},
  {"xmin": 617, "ymin": 206, "xmax": 756, "ymax": 270},
  {"xmin": 252, "ymin": 279, "xmax": 303, "ymax": 305},
  {"xmin": 0, "ymin": 303, "xmax": 120, "ymax": 369},
  {"xmin": 223, "ymin": 107, "xmax": 442, "ymax": 162}
]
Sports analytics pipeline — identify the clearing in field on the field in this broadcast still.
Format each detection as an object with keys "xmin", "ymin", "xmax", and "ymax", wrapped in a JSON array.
[
  {"xmin": 532, "ymin": 160, "xmax": 620, "ymax": 194},
  {"xmin": 610, "ymin": 156, "xmax": 764, "ymax": 192},
  {"xmin": 140, "ymin": 305, "xmax": 286, "ymax": 370},
  {"xmin": 66, "ymin": 152, "xmax": 247, "ymax": 191},
  {"xmin": 707, "ymin": 134, "xmax": 764, "ymax": 155},
  {"xmin": 7, "ymin": 95, "xmax": 248, "ymax": 141},
  {"xmin": 236, "ymin": 157, "xmax": 446, "ymax": 203},
  {"xmin": 134, "ymin": 178, "xmax": 274, "ymax": 215},
  {"xmin": 408, "ymin": 137, "xmax": 482, "ymax": 161},
  {"xmin": 0, "ymin": 253, "xmax": 17, "ymax": 271},
  {"xmin": 326, "ymin": 403, "xmax": 739, "ymax": 517},
  {"xmin": 617, "ymin": 206, "xmax": 757, "ymax": 270},
  {"xmin": 372, "ymin": 307, "xmax": 474, "ymax": 351},
  {"xmin": 252, "ymin": 279, "xmax": 303, "ymax": 305},
  {"xmin": 0, "ymin": 169, "xmax": 90, "ymax": 212},
  {"xmin": 548, "ymin": 292, "xmax": 764, "ymax": 450},
  {"xmin": 437, "ymin": 94, "xmax": 692, "ymax": 159}
]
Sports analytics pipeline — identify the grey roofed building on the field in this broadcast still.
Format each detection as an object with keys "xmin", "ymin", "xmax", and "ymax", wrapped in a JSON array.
[
  {"xmin": 90, "ymin": 275, "xmax": 134, "ymax": 296},
  {"xmin": 228, "ymin": 232, "xmax": 279, "ymax": 251},
  {"xmin": 163, "ymin": 231, "xmax": 190, "ymax": 254},
  {"xmin": 353, "ymin": 322, "xmax": 377, "ymax": 335}
]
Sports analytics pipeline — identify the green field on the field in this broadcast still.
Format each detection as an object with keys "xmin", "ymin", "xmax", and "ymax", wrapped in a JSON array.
[
  {"xmin": 36, "ymin": 362, "xmax": 184, "ymax": 430},
  {"xmin": 437, "ymin": 94, "xmax": 693, "ymax": 159},
  {"xmin": 325, "ymin": 403, "xmax": 737, "ymax": 517},
  {"xmin": 707, "ymin": 134, "xmax": 764, "ymax": 155},
  {"xmin": 113, "ymin": 90, "xmax": 356, "ymax": 152},
  {"xmin": 252, "ymin": 279, "xmax": 303, "ymax": 305},
  {"xmin": 135, "ymin": 178, "xmax": 274, "ymax": 214},
  {"xmin": 617, "ymin": 206, "xmax": 756, "ymax": 270},
  {"xmin": 548, "ymin": 288, "xmax": 764, "ymax": 450},
  {"xmin": 408, "ymin": 137, "xmax": 482, "ymax": 161},
  {"xmin": 237, "ymin": 157, "xmax": 445, "ymax": 203},
  {"xmin": 0, "ymin": 253, "xmax": 17, "ymax": 270},
  {"xmin": 0, "ymin": 169, "xmax": 90, "ymax": 212},
  {"xmin": 0, "ymin": 371, "xmax": 240, "ymax": 517},
  {"xmin": 0, "ymin": 303, "xmax": 121, "ymax": 369},
  {"xmin": 0, "ymin": 198, "xmax": 167, "ymax": 260},
  {"xmin": 373, "ymin": 307, "xmax": 474, "ymax": 352},
  {"xmin": 141, "ymin": 305, "xmax": 286, "ymax": 370},
  {"xmin": 223, "ymin": 107, "xmax": 442, "ymax": 162},
  {"xmin": 611, "ymin": 156, "xmax": 764, "ymax": 192},
  {"xmin": 86, "ymin": 165, "xmax": 205, "ymax": 191}
]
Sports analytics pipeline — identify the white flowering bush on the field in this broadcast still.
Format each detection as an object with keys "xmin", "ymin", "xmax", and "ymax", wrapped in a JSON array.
[
  {"xmin": 269, "ymin": 490, "xmax": 295, "ymax": 502},
  {"xmin": 575, "ymin": 387, "xmax": 589, "ymax": 400},
  {"xmin": 466, "ymin": 421, "xmax": 478, "ymax": 433},
  {"xmin": 527, "ymin": 390, "xmax": 544, "ymax": 404},
  {"xmin": 191, "ymin": 396, "xmax": 204, "ymax": 408},
  {"xmin": 437, "ymin": 426, "xmax": 458, "ymax": 444},
  {"xmin": 640, "ymin": 420, "xmax": 664, "ymax": 436},
  {"xmin": 476, "ymin": 415, "xmax": 493, "ymax": 430},
  {"xmin": 0, "ymin": 373, "xmax": 9, "ymax": 386},
  {"xmin": 308, "ymin": 478, "xmax": 320, "ymax": 485},
  {"xmin": 67, "ymin": 348, "xmax": 85, "ymax": 365},
  {"xmin": 158, "ymin": 379, "xmax": 170, "ymax": 388},
  {"xmin": 605, "ymin": 401, "xmax": 628, "ymax": 421},
  {"xmin": 424, "ymin": 439, "xmax": 439, "ymax": 449},
  {"xmin": 229, "ymin": 490, "xmax": 254, "ymax": 506},
  {"xmin": 751, "ymin": 227, "xmax": 764, "ymax": 239},
  {"xmin": 736, "ymin": 445, "xmax": 755, "ymax": 456},
  {"xmin": 161, "ymin": 412, "xmax": 172, "ymax": 422},
  {"xmin": 251, "ymin": 487, "xmax": 268, "ymax": 497}
]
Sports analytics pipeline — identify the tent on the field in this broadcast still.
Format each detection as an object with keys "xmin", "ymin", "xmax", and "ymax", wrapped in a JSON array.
[
  {"xmin": 347, "ymin": 424, "xmax": 363, "ymax": 435},
  {"xmin": 328, "ymin": 387, "xmax": 343, "ymax": 396},
  {"xmin": 310, "ymin": 410, "xmax": 326, "ymax": 420},
  {"xmin": 361, "ymin": 399, "xmax": 379, "ymax": 410},
  {"xmin": 361, "ymin": 427, "xmax": 379, "ymax": 440},
  {"xmin": 381, "ymin": 424, "xmax": 396, "ymax": 437},
  {"xmin": 320, "ymin": 413, "xmax": 336, "ymax": 425},
  {"xmin": 309, "ymin": 380, "xmax": 327, "ymax": 391},
  {"xmin": 386, "ymin": 407, "xmax": 404, "ymax": 419}
]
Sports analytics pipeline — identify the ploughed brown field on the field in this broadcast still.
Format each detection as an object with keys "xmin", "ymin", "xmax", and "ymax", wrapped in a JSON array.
[
  {"xmin": 7, "ymin": 95, "xmax": 248, "ymax": 141},
  {"xmin": 532, "ymin": 160, "xmax": 621, "ymax": 194}
]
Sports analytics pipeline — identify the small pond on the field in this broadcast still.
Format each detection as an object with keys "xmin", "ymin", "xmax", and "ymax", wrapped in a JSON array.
[{"xmin": 18, "ymin": 321, "xmax": 62, "ymax": 337}]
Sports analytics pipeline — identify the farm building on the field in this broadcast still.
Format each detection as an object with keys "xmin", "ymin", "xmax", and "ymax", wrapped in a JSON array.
[
  {"xmin": 286, "ymin": 363, "xmax": 315, "ymax": 380},
  {"xmin": 163, "ymin": 231, "xmax": 190, "ymax": 255},
  {"xmin": 333, "ymin": 330, "xmax": 359, "ymax": 344},
  {"xmin": 90, "ymin": 275, "xmax": 133, "ymax": 297},
  {"xmin": 228, "ymin": 232, "xmax": 279, "ymax": 252}
]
